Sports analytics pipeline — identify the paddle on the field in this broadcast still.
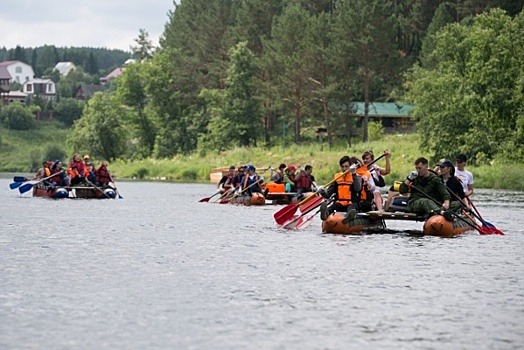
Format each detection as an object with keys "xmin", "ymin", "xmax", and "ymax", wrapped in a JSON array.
[
  {"xmin": 9, "ymin": 181, "xmax": 25, "ymax": 190},
  {"xmin": 13, "ymin": 176, "xmax": 28, "ymax": 183},
  {"xmin": 466, "ymin": 197, "xmax": 502, "ymax": 233},
  {"xmin": 282, "ymin": 197, "xmax": 329, "ymax": 230},
  {"xmin": 86, "ymin": 179, "xmax": 113, "ymax": 199},
  {"xmin": 108, "ymin": 172, "xmax": 123, "ymax": 199},
  {"xmin": 214, "ymin": 187, "xmax": 236, "ymax": 203},
  {"xmin": 281, "ymin": 195, "xmax": 325, "ymax": 228},
  {"xmin": 408, "ymin": 183, "xmax": 492, "ymax": 235},
  {"xmin": 274, "ymin": 154, "xmax": 386, "ymax": 226},
  {"xmin": 18, "ymin": 172, "xmax": 58, "ymax": 194},
  {"xmin": 199, "ymin": 190, "xmax": 221, "ymax": 202},
  {"xmin": 444, "ymin": 186, "xmax": 504, "ymax": 235}
]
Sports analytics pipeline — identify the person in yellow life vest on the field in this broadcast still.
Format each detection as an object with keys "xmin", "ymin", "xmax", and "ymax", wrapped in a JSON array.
[
  {"xmin": 350, "ymin": 156, "xmax": 375, "ymax": 213},
  {"xmin": 318, "ymin": 155, "xmax": 362, "ymax": 224}
]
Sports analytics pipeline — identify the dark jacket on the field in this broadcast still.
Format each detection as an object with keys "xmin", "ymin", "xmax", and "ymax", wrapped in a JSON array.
[{"xmin": 399, "ymin": 171, "xmax": 450, "ymax": 205}]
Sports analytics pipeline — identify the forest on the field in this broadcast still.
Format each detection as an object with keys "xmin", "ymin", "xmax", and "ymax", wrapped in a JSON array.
[{"xmin": 2, "ymin": 0, "xmax": 524, "ymax": 167}]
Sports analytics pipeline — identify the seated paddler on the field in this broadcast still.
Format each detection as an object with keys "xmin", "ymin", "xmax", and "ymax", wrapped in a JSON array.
[{"xmin": 238, "ymin": 164, "xmax": 265, "ymax": 196}]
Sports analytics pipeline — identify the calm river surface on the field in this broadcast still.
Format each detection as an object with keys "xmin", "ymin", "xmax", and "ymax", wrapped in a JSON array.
[{"xmin": 1, "ymin": 178, "xmax": 523, "ymax": 350}]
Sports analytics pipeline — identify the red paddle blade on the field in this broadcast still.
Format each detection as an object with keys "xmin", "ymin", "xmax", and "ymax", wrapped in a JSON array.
[
  {"xmin": 199, "ymin": 197, "xmax": 211, "ymax": 202},
  {"xmin": 274, "ymin": 203, "xmax": 300, "ymax": 225},
  {"xmin": 478, "ymin": 226, "xmax": 504, "ymax": 235},
  {"xmin": 298, "ymin": 195, "xmax": 323, "ymax": 215}
]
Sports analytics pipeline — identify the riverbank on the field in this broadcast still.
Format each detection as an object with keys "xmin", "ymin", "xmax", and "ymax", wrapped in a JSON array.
[
  {"xmin": 107, "ymin": 134, "xmax": 524, "ymax": 192},
  {"xmin": 2, "ymin": 130, "xmax": 523, "ymax": 191}
]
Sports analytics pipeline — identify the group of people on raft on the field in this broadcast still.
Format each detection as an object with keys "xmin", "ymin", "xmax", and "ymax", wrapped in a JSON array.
[
  {"xmin": 216, "ymin": 149, "xmax": 475, "ymax": 227},
  {"xmin": 317, "ymin": 150, "xmax": 474, "ymax": 227},
  {"xmin": 217, "ymin": 163, "xmax": 321, "ymax": 200},
  {"xmin": 35, "ymin": 153, "xmax": 113, "ymax": 189}
]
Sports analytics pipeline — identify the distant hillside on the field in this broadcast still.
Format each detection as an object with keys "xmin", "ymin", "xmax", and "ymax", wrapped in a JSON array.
[{"xmin": 0, "ymin": 45, "xmax": 132, "ymax": 76}]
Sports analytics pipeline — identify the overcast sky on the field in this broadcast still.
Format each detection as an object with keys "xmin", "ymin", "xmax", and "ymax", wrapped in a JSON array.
[{"xmin": 1, "ymin": 1, "xmax": 175, "ymax": 51}]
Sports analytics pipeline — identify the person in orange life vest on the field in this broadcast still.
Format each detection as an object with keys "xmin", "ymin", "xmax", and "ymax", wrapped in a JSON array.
[
  {"xmin": 83, "ymin": 154, "xmax": 91, "ymax": 168},
  {"xmin": 67, "ymin": 164, "xmax": 85, "ymax": 186},
  {"xmin": 49, "ymin": 160, "xmax": 68, "ymax": 187},
  {"xmin": 351, "ymin": 156, "xmax": 375, "ymax": 213},
  {"xmin": 238, "ymin": 165, "xmax": 264, "ymax": 196},
  {"xmin": 270, "ymin": 163, "xmax": 286, "ymax": 184},
  {"xmin": 318, "ymin": 155, "xmax": 362, "ymax": 222},
  {"xmin": 217, "ymin": 165, "xmax": 235, "ymax": 193},
  {"xmin": 362, "ymin": 149, "xmax": 390, "ymax": 210},
  {"xmin": 284, "ymin": 165, "xmax": 298, "ymax": 191},
  {"xmin": 96, "ymin": 162, "xmax": 112, "ymax": 187},
  {"xmin": 69, "ymin": 153, "xmax": 86, "ymax": 178},
  {"xmin": 34, "ymin": 161, "xmax": 52, "ymax": 186},
  {"xmin": 84, "ymin": 162, "xmax": 97, "ymax": 184},
  {"xmin": 294, "ymin": 165, "xmax": 316, "ymax": 200}
]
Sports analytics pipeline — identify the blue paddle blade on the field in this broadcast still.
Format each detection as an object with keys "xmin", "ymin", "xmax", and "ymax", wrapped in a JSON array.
[
  {"xmin": 9, "ymin": 182, "xmax": 22, "ymax": 189},
  {"xmin": 18, "ymin": 183, "xmax": 34, "ymax": 194},
  {"xmin": 13, "ymin": 176, "xmax": 28, "ymax": 182}
]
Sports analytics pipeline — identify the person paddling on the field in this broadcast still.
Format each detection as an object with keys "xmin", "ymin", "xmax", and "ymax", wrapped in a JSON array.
[{"xmin": 238, "ymin": 165, "xmax": 265, "ymax": 196}]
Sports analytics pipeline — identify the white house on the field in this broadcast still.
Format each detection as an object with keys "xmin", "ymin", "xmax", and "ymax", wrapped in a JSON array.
[
  {"xmin": 54, "ymin": 62, "xmax": 76, "ymax": 76},
  {"xmin": 0, "ymin": 60, "xmax": 35, "ymax": 84},
  {"xmin": 23, "ymin": 78, "xmax": 56, "ymax": 101}
]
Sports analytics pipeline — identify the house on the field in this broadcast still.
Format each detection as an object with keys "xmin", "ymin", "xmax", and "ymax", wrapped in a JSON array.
[
  {"xmin": 4, "ymin": 90, "xmax": 27, "ymax": 104},
  {"xmin": 100, "ymin": 67, "xmax": 124, "ymax": 84},
  {"xmin": 0, "ymin": 60, "xmax": 35, "ymax": 84},
  {"xmin": 331, "ymin": 102, "xmax": 414, "ymax": 133},
  {"xmin": 74, "ymin": 83, "xmax": 107, "ymax": 100},
  {"xmin": 23, "ymin": 78, "xmax": 56, "ymax": 101},
  {"xmin": 99, "ymin": 59, "xmax": 135, "ymax": 84},
  {"xmin": 54, "ymin": 62, "xmax": 76, "ymax": 76}
]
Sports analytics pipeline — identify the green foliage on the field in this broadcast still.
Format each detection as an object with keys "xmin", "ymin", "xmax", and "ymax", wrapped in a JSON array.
[
  {"xmin": 68, "ymin": 92, "xmax": 129, "ymax": 161},
  {"xmin": 0, "ymin": 102, "xmax": 37, "ymax": 130},
  {"xmin": 368, "ymin": 121, "xmax": 384, "ymax": 142},
  {"xmin": 43, "ymin": 144, "xmax": 67, "ymax": 163},
  {"xmin": 406, "ymin": 9, "xmax": 524, "ymax": 163},
  {"xmin": 54, "ymin": 98, "xmax": 85, "ymax": 126}
]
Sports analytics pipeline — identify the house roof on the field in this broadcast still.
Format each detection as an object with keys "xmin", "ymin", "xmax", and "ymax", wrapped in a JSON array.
[
  {"xmin": 100, "ymin": 67, "xmax": 125, "ymax": 82},
  {"xmin": 0, "ymin": 66, "xmax": 11, "ymax": 79},
  {"xmin": 0, "ymin": 60, "xmax": 19, "ymax": 67},
  {"xmin": 336, "ymin": 102, "xmax": 413, "ymax": 117},
  {"xmin": 54, "ymin": 62, "xmax": 76, "ymax": 75}
]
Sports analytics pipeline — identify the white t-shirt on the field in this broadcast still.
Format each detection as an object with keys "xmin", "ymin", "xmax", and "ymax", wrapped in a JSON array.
[{"xmin": 455, "ymin": 168, "xmax": 474, "ymax": 193}]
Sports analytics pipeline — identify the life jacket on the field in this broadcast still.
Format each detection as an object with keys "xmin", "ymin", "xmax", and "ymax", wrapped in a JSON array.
[
  {"xmin": 242, "ymin": 174, "xmax": 262, "ymax": 192},
  {"xmin": 296, "ymin": 173, "xmax": 312, "ymax": 190},
  {"xmin": 50, "ymin": 168, "xmax": 64, "ymax": 183},
  {"xmin": 334, "ymin": 172, "xmax": 354, "ymax": 206},
  {"xmin": 69, "ymin": 160, "xmax": 85, "ymax": 175},
  {"xmin": 96, "ymin": 165, "xmax": 111, "ymax": 184},
  {"xmin": 68, "ymin": 167, "xmax": 80, "ymax": 179},
  {"xmin": 356, "ymin": 168, "xmax": 373, "ymax": 203}
]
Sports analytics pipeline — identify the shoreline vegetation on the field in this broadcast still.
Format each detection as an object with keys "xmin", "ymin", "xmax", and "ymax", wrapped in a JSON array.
[{"xmin": 1, "ymin": 125, "xmax": 522, "ymax": 191}]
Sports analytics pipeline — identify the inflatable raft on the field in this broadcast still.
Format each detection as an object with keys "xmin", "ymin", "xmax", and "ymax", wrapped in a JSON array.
[{"xmin": 32, "ymin": 183, "xmax": 116, "ymax": 199}]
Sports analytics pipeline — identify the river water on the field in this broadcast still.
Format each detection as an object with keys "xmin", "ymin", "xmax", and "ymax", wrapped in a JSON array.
[{"xmin": 1, "ymin": 178, "xmax": 523, "ymax": 350}]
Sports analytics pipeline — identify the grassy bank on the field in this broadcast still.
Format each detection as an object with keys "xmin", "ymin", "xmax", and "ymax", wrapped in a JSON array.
[{"xmin": 2, "ymin": 126, "xmax": 523, "ymax": 191}]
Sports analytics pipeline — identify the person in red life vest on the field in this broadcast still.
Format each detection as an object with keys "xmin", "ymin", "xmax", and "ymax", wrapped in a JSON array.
[
  {"xmin": 49, "ymin": 160, "xmax": 68, "ymax": 187},
  {"xmin": 96, "ymin": 162, "xmax": 112, "ymax": 187},
  {"xmin": 238, "ymin": 165, "xmax": 265, "ymax": 196},
  {"xmin": 318, "ymin": 155, "xmax": 362, "ymax": 224},
  {"xmin": 217, "ymin": 165, "xmax": 235, "ymax": 194},
  {"xmin": 69, "ymin": 153, "xmax": 86, "ymax": 178},
  {"xmin": 67, "ymin": 165, "xmax": 85, "ymax": 186},
  {"xmin": 294, "ymin": 165, "xmax": 316, "ymax": 200},
  {"xmin": 270, "ymin": 163, "xmax": 286, "ymax": 184}
]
